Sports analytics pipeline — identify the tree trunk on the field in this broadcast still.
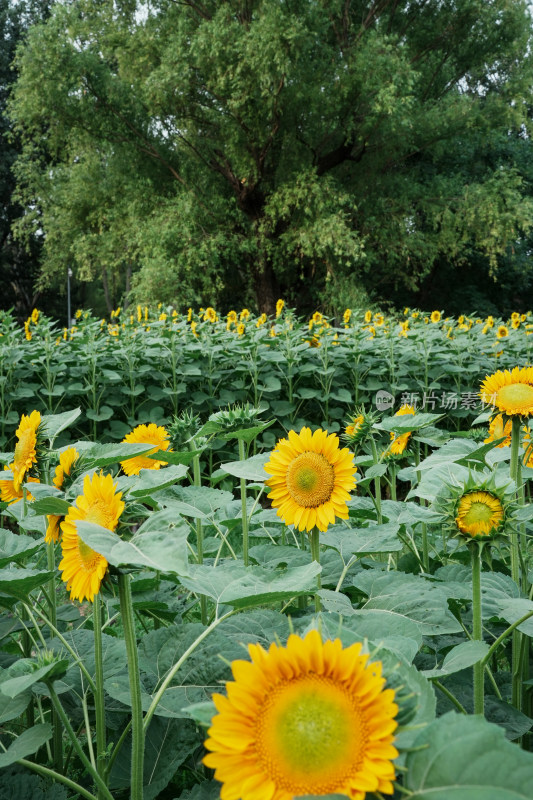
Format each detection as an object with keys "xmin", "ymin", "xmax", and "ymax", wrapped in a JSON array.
[
  {"xmin": 101, "ymin": 267, "xmax": 113, "ymax": 315},
  {"xmin": 253, "ymin": 255, "xmax": 277, "ymax": 315}
]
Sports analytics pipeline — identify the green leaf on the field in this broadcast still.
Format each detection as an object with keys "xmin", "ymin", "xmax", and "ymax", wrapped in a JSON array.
[
  {"xmin": 378, "ymin": 411, "xmax": 445, "ymax": 432},
  {"xmin": 180, "ymin": 561, "xmax": 321, "ymax": 609},
  {"xmin": 161, "ymin": 486, "xmax": 233, "ymax": 518},
  {"xmin": 499, "ymin": 598, "xmax": 533, "ymax": 636},
  {"xmin": 220, "ymin": 453, "xmax": 269, "ymax": 481},
  {"xmin": 78, "ymin": 442, "xmax": 157, "ymax": 470},
  {"xmin": 41, "ymin": 408, "xmax": 81, "ymax": 443},
  {"xmin": 354, "ymin": 571, "xmax": 463, "ymax": 635},
  {"xmin": 0, "ymin": 724, "xmax": 52, "ymax": 768},
  {"xmin": 0, "ymin": 530, "xmax": 42, "ymax": 567},
  {"xmin": 405, "ymin": 712, "xmax": 533, "ymax": 799},
  {"xmin": 29, "ymin": 497, "xmax": 71, "ymax": 516},
  {"xmin": 320, "ymin": 523, "xmax": 402, "ymax": 556},
  {"xmin": 76, "ymin": 521, "xmax": 189, "ymax": 576},
  {"xmin": 0, "ymin": 568, "xmax": 54, "ymax": 601},
  {"xmin": 423, "ymin": 640, "xmax": 490, "ymax": 678},
  {"xmin": 0, "ymin": 660, "xmax": 70, "ymax": 698},
  {"xmin": 127, "ymin": 464, "xmax": 189, "ymax": 496}
]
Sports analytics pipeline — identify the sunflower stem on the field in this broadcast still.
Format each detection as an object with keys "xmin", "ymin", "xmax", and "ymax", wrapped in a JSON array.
[
  {"xmin": 238, "ymin": 438, "xmax": 250, "ymax": 567},
  {"xmin": 369, "ymin": 437, "xmax": 382, "ymax": 525},
  {"xmin": 415, "ymin": 442, "xmax": 429, "ymax": 572},
  {"xmin": 309, "ymin": 527, "xmax": 322, "ymax": 613},
  {"xmin": 471, "ymin": 542, "xmax": 484, "ymax": 715},
  {"xmin": 118, "ymin": 572, "xmax": 144, "ymax": 800},
  {"xmin": 509, "ymin": 416, "xmax": 523, "ymax": 711},
  {"xmin": 48, "ymin": 685, "xmax": 114, "ymax": 800},
  {"xmin": 16, "ymin": 759, "xmax": 100, "ymax": 800},
  {"xmin": 191, "ymin": 444, "xmax": 207, "ymax": 624},
  {"xmin": 93, "ymin": 593, "xmax": 107, "ymax": 796}
]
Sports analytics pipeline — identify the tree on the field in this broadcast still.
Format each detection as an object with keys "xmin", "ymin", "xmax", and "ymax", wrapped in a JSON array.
[{"xmin": 9, "ymin": 0, "xmax": 533, "ymax": 314}]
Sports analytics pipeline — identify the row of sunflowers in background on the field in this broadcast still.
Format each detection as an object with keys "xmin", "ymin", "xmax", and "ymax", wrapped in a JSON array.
[
  {"xmin": 1, "ymin": 360, "xmax": 533, "ymax": 799},
  {"xmin": 2, "ymin": 303, "xmax": 533, "ymax": 456}
]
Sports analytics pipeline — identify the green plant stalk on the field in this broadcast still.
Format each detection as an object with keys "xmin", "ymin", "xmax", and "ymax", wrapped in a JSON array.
[
  {"xmin": 191, "ymin": 446, "xmax": 207, "ymax": 624},
  {"xmin": 93, "ymin": 593, "xmax": 107, "ymax": 795},
  {"xmin": 509, "ymin": 417, "xmax": 523, "ymax": 711},
  {"xmin": 309, "ymin": 527, "xmax": 322, "ymax": 613},
  {"xmin": 471, "ymin": 542, "xmax": 484, "ymax": 715},
  {"xmin": 414, "ymin": 442, "xmax": 429, "ymax": 572},
  {"xmin": 16, "ymin": 759, "xmax": 100, "ymax": 800},
  {"xmin": 369, "ymin": 436, "xmax": 383, "ymax": 525},
  {"xmin": 143, "ymin": 610, "xmax": 235, "ymax": 731},
  {"xmin": 48, "ymin": 686, "xmax": 114, "ymax": 800},
  {"xmin": 432, "ymin": 680, "xmax": 467, "ymax": 714},
  {"xmin": 238, "ymin": 438, "xmax": 250, "ymax": 566},
  {"xmin": 118, "ymin": 572, "xmax": 144, "ymax": 800}
]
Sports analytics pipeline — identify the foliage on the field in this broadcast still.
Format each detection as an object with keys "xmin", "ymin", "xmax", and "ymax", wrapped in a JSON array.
[{"xmin": 8, "ymin": 0, "xmax": 533, "ymax": 312}]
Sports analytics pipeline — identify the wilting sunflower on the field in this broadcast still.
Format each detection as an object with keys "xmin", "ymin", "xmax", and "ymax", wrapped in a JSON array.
[
  {"xmin": 265, "ymin": 427, "xmax": 356, "ymax": 532},
  {"xmin": 120, "ymin": 423, "xmax": 171, "ymax": 476},
  {"xmin": 204, "ymin": 629, "xmax": 398, "ymax": 800},
  {"xmin": 480, "ymin": 367, "xmax": 533, "ymax": 417},
  {"xmin": 59, "ymin": 472, "xmax": 124, "ymax": 602},
  {"xmin": 387, "ymin": 405, "xmax": 416, "ymax": 456},
  {"xmin": 455, "ymin": 491, "xmax": 504, "ymax": 538},
  {"xmin": 12, "ymin": 410, "xmax": 42, "ymax": 491},
  {"xmin": 0, "ymin": 464, "xmax": 38, "ymax": 505}
]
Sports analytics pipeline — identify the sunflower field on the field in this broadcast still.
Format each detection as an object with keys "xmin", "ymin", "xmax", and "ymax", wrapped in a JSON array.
[{"xmin": 2, "ymin": 303, "xmax": 533, "ymax": 800}]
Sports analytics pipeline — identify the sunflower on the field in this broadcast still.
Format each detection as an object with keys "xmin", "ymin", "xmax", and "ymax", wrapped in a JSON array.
[
  {"xmin": 430, "ymin": 310, "xmax": 441, "ymax": 323},
  {"xmin": 387, "ymin": 405, "xmax": 416, "ymax": 456},
  {"xmin": 364, "ymin": 310, "xmax": 372, "ymax": 323},
  {"xmin": 0, "ymin": 464, "xmax": 38, "ymax": 505},
  {"xmin": 12, "ymin": 410, "xmax": 42, "ymax": 491},
  {"xmin": 275, "ymin": 299, "xmax": 285, "ymax": 318},
  {"xmin": 59, "ymin": 472, "xmax": 124, "ymax": 602},
  {"xmin": 345, "ymin": 414, "xmax": 364, "ymax": 439},
  {"xmin": 264, "ymin": 427, "xmax": 357, "ymax": 532},
  {"xmin": 496, "ymin": 325, "xmax": 509, "ymax": 339},
  {"xmin": 343, "ymin": 308, "xmax": 352, "ymax": 326},
  {"xmin": 204, "ymin": 307, "xmax": 218, "ymax": 323},
  {"xmin": 203, "ymin": 629, "xmax": 398, "ymax": 800},
  {"xmin": 455, "ymin": 491, "xmax": 504, "ymax": 538},
  {"xmin": 484, "ymin": 414, "xmax": 512, "ymax": 448},
  {"xmin": 480, "ymin": 367, "xmax": 533, "ymax": 417},
  {"xmin": 120, "ymin": 423, "xmax": 171, "ymax": 476}
]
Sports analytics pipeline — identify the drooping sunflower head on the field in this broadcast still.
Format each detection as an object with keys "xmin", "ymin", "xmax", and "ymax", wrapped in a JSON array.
[
  {"xmin": 0, "ymin": 464, "xmax": 39, "ymax": 505},
  {"xmin": 343, "ymin": 408, "xmax": 377, "ymax": 447},
  {"xmin": 264, "ymin": 427, "xmax": 357, "ymax": 532},
  {"xmin": 12, "ymin": 410, "xmax": 43, "ymax": 491},
  {"xmin": 434, "ymin": 469, "xmax": 515, "ymax": 542},
  {"xmin": 480, "ymin": 367, "xmax": 533, "ymax": 417},
  {"xmin": 484, "ymin": 414, "xmax": 512, "ymax": 448},
  {"xmin": 386, "ymin": 405, "xmax": 416, "ymax": 457},
  {"xmin": 53, "ymin": 447, "xmax": 80, "ymax": 491},
  {"xmin": 120, "ymin": 423, "xmax": 171, "ymax": 476},
  {"xmin": 276, "ymin": 299, "xmax": 285, "ymax": 318},
  {"xmin": 203, "ymin": 629, "xmax": 399, "ymax": 800},
  {"xmin": 59, "ymin": 472, "xmax": 124, "ymax": 602}
]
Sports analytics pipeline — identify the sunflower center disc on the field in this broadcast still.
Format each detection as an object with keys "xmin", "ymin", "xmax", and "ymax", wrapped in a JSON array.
[
  {"xmin": 286, "ymin": 452, "xmax": 335, "ymax": 508},
  {"xmin": 456, "ymin": 492, "xmax": 503, "ymax": 535},
  {"xmin": 497, "ymin": 382, "xmax": 533, "ymax": 410},
  {"xmin": 256, "ymin": 674, "xmax": 364, "ymax": 793}
]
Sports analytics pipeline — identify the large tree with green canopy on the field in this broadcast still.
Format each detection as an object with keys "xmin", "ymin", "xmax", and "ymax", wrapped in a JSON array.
[{"xmin": 9, "ymin": 0, "xmax": 533, "ymax": 313}]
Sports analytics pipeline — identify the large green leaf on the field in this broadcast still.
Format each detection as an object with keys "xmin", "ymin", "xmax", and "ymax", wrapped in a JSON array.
[
  {"xmin": 42, "ymin": 408, "xmax": 81, "ymax": 443},
  {"xmin": 405, "ymin": 712, "xmax": 533, "ymax": 799},
  {"xmin": 423, "ymin": 640, "xmax": 490, "ymax": 679},
  {"xmin": 219, "ymin": 453, "xmax": 269, "ymax": 481},
  {"xmin": 76, "ymin": 521, "xmax": 189, "ymax": 576},
  {"xmin": 320, "ymin": 523, "xmax": 402, "ymax": 556},
  {"xmin": 180, "ymin": 561, "xmax": 321, "ymax": 609},
  {"xmin": 353, "ymin": 571, "xmax": 462, "ymax": 635},
  {"xmin": 0, "ymin": 530, "xmax": 42, "ymax": 567},
  {"xmin": 0, "ymin": 568, "xmax": 54, "ymax": 601},
  {"xmin": 0, "ymin": 724, "xmax": 52, "ymax": 768}
]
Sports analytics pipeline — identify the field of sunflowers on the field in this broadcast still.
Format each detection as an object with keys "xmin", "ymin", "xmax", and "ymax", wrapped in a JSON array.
[{"xmin": 1, "ymin": 302, "xmax": 533, "ymax": 800}]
